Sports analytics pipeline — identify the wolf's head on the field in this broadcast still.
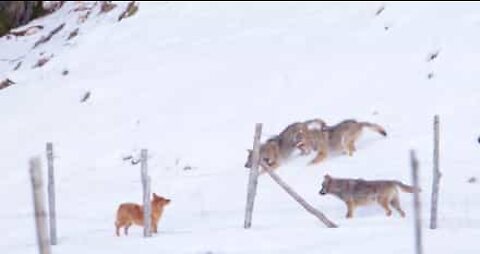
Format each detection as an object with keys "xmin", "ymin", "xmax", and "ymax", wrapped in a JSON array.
[
  {"xmin": 319, "ymin": 174, "xmax": 333, "ymax": 195},
  {"xmin": 244, "ymin": 140, "xmax": 278, "ymax": 170},
  {"xmin": 244, "ymin": 149, "xmax": 273, "ymax": 169}
]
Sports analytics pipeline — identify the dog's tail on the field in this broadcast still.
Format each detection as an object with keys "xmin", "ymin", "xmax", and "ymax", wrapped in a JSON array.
[
  {"xmin": 395, "ymin": 181, "xmax": 420, "ymax": 193},
  {"xmin": 360, "ymin": 122, "xmax": 387, "ymax": 137}
]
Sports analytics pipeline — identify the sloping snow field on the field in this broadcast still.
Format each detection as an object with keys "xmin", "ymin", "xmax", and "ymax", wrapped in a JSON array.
[{"xmin": 1, "ymin": 2, "xmax": 480, "ymax": 253}]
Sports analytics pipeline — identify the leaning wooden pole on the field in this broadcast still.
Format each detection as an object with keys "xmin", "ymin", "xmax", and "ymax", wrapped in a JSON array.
[
  {"xmin": 430, "ymin": 115, "xmax": 441, "ymax": 229},
  {"xmin": 265, "ymin": 170, "xmax": 338, "ymax": 228},
  {"xmin": 244, "ymin": 123, "xmax": 262, "ymax": 229}
]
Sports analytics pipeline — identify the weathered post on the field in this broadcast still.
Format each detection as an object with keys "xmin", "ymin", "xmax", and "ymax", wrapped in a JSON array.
[
  {"xmin": 410, "ymin": 150, "xmax": 423, "ymax": 254},
  {"xmin": 244, "ymin": 123, "xmax": 262, "ymax": 229},
  {"xmin": 30, "ymin": 157, "xmax": 51, "ymax": 254},
  {"xmin": 430, "ymin": 115, "xmax": 441, "ymax": 229},
  {"xmin": 46, "ymin": 142, "xmax": 57, "ymax": 245},
  {"xmin": 141, "ymin": 149, "xmax": 152, "ymax": 237}
]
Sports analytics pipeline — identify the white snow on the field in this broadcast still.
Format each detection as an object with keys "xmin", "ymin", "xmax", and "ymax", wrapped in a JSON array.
[{"xmin": 1, "ymin": 1, "xmax": 480, "ymax": 253}]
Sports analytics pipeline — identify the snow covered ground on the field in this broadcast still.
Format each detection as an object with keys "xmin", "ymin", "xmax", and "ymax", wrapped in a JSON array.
[{"xmin": 1, "ymin": 1, "xmax": 480, "ymax": 253}]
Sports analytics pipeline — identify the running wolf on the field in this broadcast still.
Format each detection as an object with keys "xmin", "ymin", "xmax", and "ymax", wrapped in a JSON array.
[
  {"xmin": 245, "ymin": 136, "xmax": 283, "ymax": 172},
  {"xmin": 323, "ymin": 119, "xmax": 387, "ymax": 156},
  {"xmin": 244, "ymin": 119, "xmax": 326, "ymax": 171},
  {"xmin": 319, "ymin": 175, "xmax": 418, "ymax": 218},
  {"xmin": 297, "ymin": 119, "xmax": 386, "ymax": 164}
]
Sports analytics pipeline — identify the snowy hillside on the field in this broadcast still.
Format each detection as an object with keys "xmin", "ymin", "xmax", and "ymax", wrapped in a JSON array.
[{"xmin": 1, "ymin": 2, "xmax": 480, "ymax": 253}]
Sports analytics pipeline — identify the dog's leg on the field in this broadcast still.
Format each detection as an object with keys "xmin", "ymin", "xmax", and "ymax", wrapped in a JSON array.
[
  {"xmin": 124, "ymin": 222, "xmax": 132, "ymax": 235},
  {"xmin": 115, "ymin": 223, "xmax": 121, "ymax": 236},
  {"xmin": 152, "ymin": 222, "xmax": 158, "ymax": 234}
]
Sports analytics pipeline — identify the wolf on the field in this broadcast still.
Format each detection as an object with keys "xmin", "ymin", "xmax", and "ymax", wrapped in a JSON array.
[
  {"xmin": 319, "ymin": 175, "xmax": 418, "ymax": 218},
  {"xmin": 277, "ymin": 120, "xmax": 316, "ymax": 156},
  {"xmin": 296, "ymin": 119, "xmax": 387, "ymax": 165},
  {"xmin": 115, "ymin": 193, "xmax": 171, "ymax": 236},
  {"xmin": 245, "ymin": 136, "xmax": 283, "ymax": 172},
  {"xmin": 323, "ymin": 119, "xmax": 387, "ymax": 156},
  {"xmin": 244, "ymin": 119, "xmax": 327, "ymax": 172},
  {"xmin": 296, "ymin": 118, "xmax": 330, "ymax": 165}
]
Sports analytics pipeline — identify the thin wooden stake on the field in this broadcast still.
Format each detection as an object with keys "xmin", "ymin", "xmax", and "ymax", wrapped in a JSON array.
[
  {"xmin": 430, "ymin": 115, "xmax": 441, "ymax": 229},
  {"xmin": 410, "ymin": 150, "xmax": 423, "ymax": 254},
  {"xmin": 30, "ymin": 157, "xmax": 51, "ymax": 254},
  {"xmin": 46, "ymin": 143, "xmax": 57, "ymax": 245},
  {"xmin": 141, "ymin": 149, "xmax": 152, "ymax": 237}
]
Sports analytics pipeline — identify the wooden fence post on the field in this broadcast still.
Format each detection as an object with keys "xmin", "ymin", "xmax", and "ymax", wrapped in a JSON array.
[
  {"xmin": 141, "ymin": 149, "xmax": 152, "ymax": 237},
  {"xmin": 265, "ymin": 170, "xmax": 338, "ymax": 228},
  {"xmin": 410, "ymin": 150, "xmax": 423, "ymax": 254},
  {"xmin": 30, "ymin": 157, "xmax": 51, "ymax": 254},
  {"xmin": 430, "ymin": 115, "xmax": 441, "ymax": 229},
  {"xmin": 46, "ymin": 142, "xmax": 57, "ymax": 245},
  {"xmin": 244, "ymin": 123, "xmax": 262, "ymax": 229}
]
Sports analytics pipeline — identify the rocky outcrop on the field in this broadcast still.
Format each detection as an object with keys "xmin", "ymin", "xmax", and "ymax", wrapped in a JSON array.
[{"xmin": 0, "ymin": 1, "xmax": 46, "ymax": 36}]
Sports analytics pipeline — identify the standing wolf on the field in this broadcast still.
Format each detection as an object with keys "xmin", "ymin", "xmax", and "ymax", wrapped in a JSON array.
[{"xmin": 319, "ymin": 175, "xmax": 419, "ymax": 218}]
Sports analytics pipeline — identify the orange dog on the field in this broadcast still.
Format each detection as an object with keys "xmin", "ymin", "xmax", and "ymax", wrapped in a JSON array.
[{"xmin": 115, "ymin": 193, "xmax": 171, "ymax": 236}]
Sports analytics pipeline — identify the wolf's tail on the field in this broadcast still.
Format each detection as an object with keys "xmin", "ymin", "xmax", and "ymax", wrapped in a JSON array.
[
  {"xmin": 360, "ymin": 122, "xmax": 387, "ymax": 137},
  {"xmin": 395, "ymin": 181, "xmax": 420, "ymax": 193}
]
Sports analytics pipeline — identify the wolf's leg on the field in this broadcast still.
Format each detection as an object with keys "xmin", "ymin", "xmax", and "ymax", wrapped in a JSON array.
[
  {"xmin": 390, "ymin": 196, "xmax": 406, "ymax": 217},
  {"xmin": 298, "ymin": 142, "xmax": 311, "ymax": 155},
  {"xmin": 341, "ymin": 136, "xmax": 349, "ymax": 155},
  {"xmin": 346, "ymin": 200, "xmax": 355, "ymax": 218},
  {"xmin": 260, "ymin": 163, "xmax": 278, "ymax": 174},
  {"xmin": 259, "ymin": 161, "xmax": 274, "ymax": 173},
  {"xmin": 269, "ymin": 161, "xmax": 281, "ymax": 171},
  {"xmin": 309, "ymin": 150, "xmax": 327, "ymax": 165},
  {"xmin": 379, "ymin": 198, "xmax": 392, "ymax": 216},
  {"xmin": 347, "ymin": 140, "xmax": 356, "ymax": 155}
]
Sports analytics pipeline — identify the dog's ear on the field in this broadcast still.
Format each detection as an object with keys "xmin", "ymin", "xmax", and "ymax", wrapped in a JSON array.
[
  {"xmin": 324, "ymin": 174, "xmax": 331, "ymax": 180},
  {"xmin": 152, "ymin": 193, "xmax": 158, "ymax": 199}
]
